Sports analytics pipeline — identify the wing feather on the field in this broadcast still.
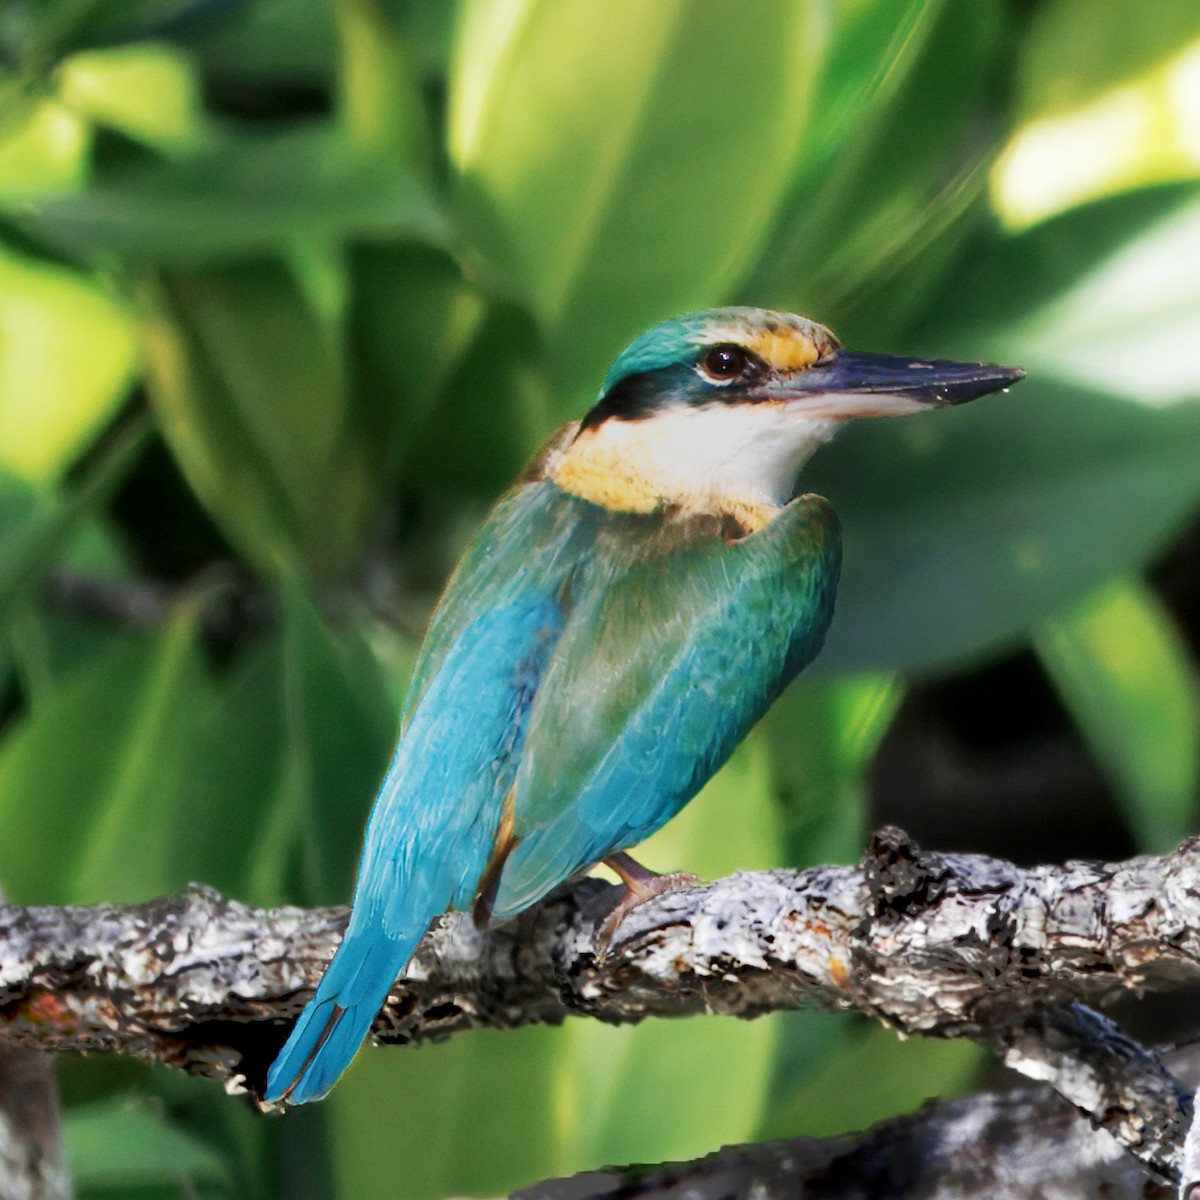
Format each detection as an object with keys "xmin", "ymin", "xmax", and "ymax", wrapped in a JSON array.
[
  {"xmin": 353, "ymin": 480, "xmax": 596, "ymax": 925},
  {"xmin": 493, "ymin": 494, "xmax": 840, "ymax": 915}
]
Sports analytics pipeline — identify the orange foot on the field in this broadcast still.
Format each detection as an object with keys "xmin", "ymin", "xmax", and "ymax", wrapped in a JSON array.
[{"xmin": 594, "ymin": 851, "xmax": 702, "ymax": 960}]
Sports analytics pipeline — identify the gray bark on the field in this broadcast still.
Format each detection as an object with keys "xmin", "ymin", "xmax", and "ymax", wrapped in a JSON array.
[
  {"xmin": 2, "ymin": 828, "xmax": 1199, "ymax": 1187},
  {"xmin": 516, "ymin": 1077, "xmax": 1181, "ymax": 1200},
  {"xmin": 0, "ymin": 1047, "xmax": 70, "ymax": 1200}
]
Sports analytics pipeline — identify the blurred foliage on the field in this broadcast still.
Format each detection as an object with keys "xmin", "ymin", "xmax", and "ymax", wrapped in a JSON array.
[{"xmin": 0, "ymin": 0, "xmax": 1198, "ymax": 1197}]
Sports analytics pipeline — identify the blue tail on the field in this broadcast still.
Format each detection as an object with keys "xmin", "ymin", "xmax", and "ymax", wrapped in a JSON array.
[{"xmin": 264, "ymin": 919, "xmax": 424, "ymax": 1105}]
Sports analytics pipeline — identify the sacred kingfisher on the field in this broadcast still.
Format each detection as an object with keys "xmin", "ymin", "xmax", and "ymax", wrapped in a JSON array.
[{"xmin": 265, "ymin": 307, "xmax": 1022, "ymax": 1104}]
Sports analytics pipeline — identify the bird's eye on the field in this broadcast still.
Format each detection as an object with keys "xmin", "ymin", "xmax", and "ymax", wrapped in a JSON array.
[{"xmin": 698, "ymin": 345, "xmax": 762, "ymax": 383}]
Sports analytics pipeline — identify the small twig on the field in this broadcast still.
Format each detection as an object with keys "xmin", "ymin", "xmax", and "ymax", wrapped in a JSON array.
[
  {"xmin": 0, "ymin": 1046, "xmax": 70, "ymax": 1200},
  {"xmin": 44, "ymin": 569, "xmax": 274, "ymax": 650},
  {"xmin": 0, "ymin": 885, "xmax": 68, "ymax": 1200}
]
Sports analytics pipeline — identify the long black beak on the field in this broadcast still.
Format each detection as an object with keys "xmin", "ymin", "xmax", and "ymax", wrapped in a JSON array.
[{"xmin": 773, "ymin": 350, "xmax": 1025, "ymax": 417}]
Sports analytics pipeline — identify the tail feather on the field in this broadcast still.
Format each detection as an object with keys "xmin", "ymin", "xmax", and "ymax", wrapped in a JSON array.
[{"xmin": 264, "ymin": 925, "xmax": 422, "ymax": 1105}]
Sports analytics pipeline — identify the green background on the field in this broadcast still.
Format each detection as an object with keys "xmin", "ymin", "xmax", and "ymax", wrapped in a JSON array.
[{"xmin": 1, "ymin": 1, "xmax": 1198, "ymax": 1196}]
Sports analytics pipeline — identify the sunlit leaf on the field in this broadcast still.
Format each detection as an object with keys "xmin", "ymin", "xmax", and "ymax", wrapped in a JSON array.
[
  {"xmin": 58, "ymin": 42, "xmax": 209, "ymax": 154},
  {"xmin": 963, "ymin": 189, "xmax": 1200, "ymax": 406},
  {"xmin": 449, "ymin": 0, "xmax": 826, "ymax": 407},
  {"xmin": 0, "ymin": 246, "xmax": 137, "ymax": 484},
  {"xmin": 335, "ymin": 0, "xmax": 430, "ymax": 169},
  {"xmin": 0, "ymin": 96, "xmax": 89, "ymax": 196},
  {"xmin": 1015, "ymin": 0, "xmax": 1200, "ymax": 117},
  {"xmin": 993, "ymin": 0, "xmax": 1200, "ymax": 226},
  {"xmin": 914, "ymin": 182, "xmax": 1200, "ymax": 407},
  {"xmin": 1036, "ymin": 577, "xmax": 1199, "ymax": 852}
]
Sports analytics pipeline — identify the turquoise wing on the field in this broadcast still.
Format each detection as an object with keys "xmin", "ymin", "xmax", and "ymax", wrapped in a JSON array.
[
  {"xmin": 362, "ymin": 479, "xmax": 606, "ymax": 917},
  {"xmin": 265, "ymin": 479, "xmax": 593, "ymax": 1103},
  {"xmin": 400, "ymin": 479, "xmax": 599, "ymax": 727},
  {"xmin": 492, "ymin": 494, "xmax": 840, "ymax": 916}
]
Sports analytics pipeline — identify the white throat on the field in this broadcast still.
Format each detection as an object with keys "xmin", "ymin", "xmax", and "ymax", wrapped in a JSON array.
[{"xmin": 549, "ymin": 402, "xmax": 839, "ymax": 526}]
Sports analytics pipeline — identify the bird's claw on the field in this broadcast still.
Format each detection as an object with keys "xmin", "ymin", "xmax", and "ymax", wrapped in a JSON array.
[{"xmin": 593, "ymin": 870, "xmax": 701, "ymax": 962}]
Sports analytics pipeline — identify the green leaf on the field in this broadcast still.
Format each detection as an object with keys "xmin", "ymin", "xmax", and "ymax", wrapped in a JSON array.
[
  {"xmin": 13, "ymin": 126, "xmax": 442, "ymax": 263},
  {"xmin": 811, "ymin": 379, "xmax": 1200, "ymax": 674},
  {"xmin": 747, "ymin": 0, "xmax": 1002, "ymax": 335},
  {"xmin": 278, "ymin": 586, "xmax": 396, "ymax": 906},
  {"xmin": 0, "ymin": 95, "xmax": 90, "ymax": 196},
  {"xmin": 348, "ymin": 242, "xmax": 488, "ymax": 473},
  {"xmin": 808, "ymin": 185, "xmax": 1200, "ymax": 674},
  {"xmin": 184, "ymin": 0, "xmax": 339, "ymax": 83},
  {"xmin": 329, "ymin": 1025, "xmax": 564, "ymax": 1200},
  {"xmin": 0, "ymin": 468, "xmax": 42, "ymax": 575},
  {"xmin": 991, "ymin": 3, "xmax": 1200, "ymax": 226},
  {"xmin": 171, "ymin": 590, "xmax": 399, "ymax": 911},
  {"xmin": 449, "ymin": 0, "xmax": 825, "ymax": 406},
  {"xmin": 1036, "ymin": 577, "xmax": 1199, "ymax": 852},
  {"xmin": 335, "ymin": 0, "xmax": 431, "ymax": 170},
  {"xmin": 0, "ymin": 246, "xmax": 138, "ymax": 484},
  {"xmin": 761, "ymin": 1021, "xmax": 985, "ymax": 1141},
  {"xmin": 798, "ymin": 0, "xmax": 949, "ymax": 178},
  {"xmin": 57, "ymin": 42, "xmax": 209, "ymax": 155},
  {"xmin": 926, "ymin": 184, "xmax": 1200, "ymax": 408},
  {"xmin": 65, "ymin": 1096, "xmax": 230, "ymax": 1193},
  {"xmin": 764, "ymin": 674, "xmax": 903, "ymax": 868},
  {"xmin": 166, "ymin": 635, "xmax": 289, "ymax": 902},
  {"xmin": 552, "ymin": 738, "xmax": 783, "ymax": 1172},
  {"xmin": 3, "ymin": 1, "xmax": 208, "ymax": 60},
  {"xmin": 1013, "ymin": 0, "xmax": 1200, "ymax": 120},
  {"xmin": 0, "ymin": 417, "xmax": 149, "ymax": 634},
  {"xmin": 138, "ymin": 257, "xmax": 377, "ymax": 578},
  {"xmin": 402, "ymin": 302, "xmax": 553, "ymax": 509},
  {"xmin": 68, "ymin": 602, "xmax": 215, "ymax": 902},
  {"xmin": 0, "ymin": 605, "xmax": 213, "ymax": 904}
]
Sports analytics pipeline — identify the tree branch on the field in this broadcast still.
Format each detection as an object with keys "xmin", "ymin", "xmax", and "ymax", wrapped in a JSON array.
[
  {"xmin": 2, "ymin": 828, "xmax": 1198, "ymax": 1181},
  {"xmin": 515, "ymin": 1064, "xmax": 1192, "ymax": 1200}
]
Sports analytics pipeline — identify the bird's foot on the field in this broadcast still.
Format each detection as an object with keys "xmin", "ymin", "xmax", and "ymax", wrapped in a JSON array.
[{"xmin": 594, "ymin": 851, "xmax": 702, "ymax": 960}]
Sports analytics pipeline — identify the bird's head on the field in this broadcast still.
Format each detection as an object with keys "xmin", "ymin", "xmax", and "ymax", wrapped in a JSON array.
[{"xmin": 549, "ymin": 307, "xmax": 1023, "ymax": 532}]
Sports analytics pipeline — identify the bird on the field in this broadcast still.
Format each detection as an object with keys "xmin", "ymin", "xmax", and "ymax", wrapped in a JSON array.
[{"xmin": 264, "ymin": 306, "xmax": 1022, "ymax": 1105}]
